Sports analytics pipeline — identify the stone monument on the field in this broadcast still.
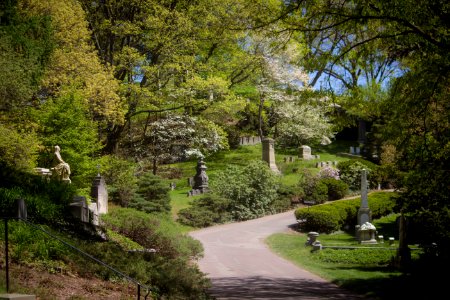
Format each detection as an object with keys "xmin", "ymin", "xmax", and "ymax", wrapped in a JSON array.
[
  {"xmin": 262, "ymin": 138, "xmax": 280, "ymax": 174},
  {"xmin": 91, "ymin": 166, "xmax": 108, "ymax": 215},
  {"xmin": 356, "ymin": 169, "xmax": 377, "ymax": 243},
  {"xmin": 300, "ymin": 145, "xmax": 313, "ymax": 160},
  {"xmin": 51, "ymin": 145, "xmax": 71, "ymax": 183},
  {"xmin": 357, "ymin": 169, "xmax": 371, "ymax": 225},
  {"xmin": 188, "ymin": 160, "xmax": 209, "ymax": 196}
]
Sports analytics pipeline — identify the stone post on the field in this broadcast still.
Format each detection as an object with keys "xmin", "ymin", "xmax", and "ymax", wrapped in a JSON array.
[{"xmin": 262, "ymin": 138, "xmax": 280, "ymax": 174}]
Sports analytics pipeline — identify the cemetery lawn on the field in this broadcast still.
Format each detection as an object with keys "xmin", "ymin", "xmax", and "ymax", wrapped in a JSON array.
[
  {"xmin": 265, "ymin": 214, "xmax": 434, "ymax": 299},
  {"xmin": 168, "ymin": 142, "xmax": 355, "ymax": 218}
]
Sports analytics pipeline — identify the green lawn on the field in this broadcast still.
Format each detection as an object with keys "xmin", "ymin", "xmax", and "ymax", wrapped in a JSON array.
[
  {"xmin": 168, "ymin": 141, "xmax": 354, "ymax": 218},
  {"xmin": 265, "ymin": 213, "xmax": 439, "ymax": 299}
]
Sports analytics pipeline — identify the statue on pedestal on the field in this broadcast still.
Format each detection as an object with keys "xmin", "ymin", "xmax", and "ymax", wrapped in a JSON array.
[{"xmin": 51, "ymin": 145, "xmax": 71, "ymax": 183}]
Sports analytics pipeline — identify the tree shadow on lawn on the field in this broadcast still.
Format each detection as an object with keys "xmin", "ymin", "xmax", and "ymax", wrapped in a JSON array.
[{"xmin": 327, "ymin": 265, "xmax": 446, "ymax": 299}]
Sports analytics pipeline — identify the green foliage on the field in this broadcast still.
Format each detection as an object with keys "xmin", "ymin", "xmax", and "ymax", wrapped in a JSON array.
[
  {"xmin": 313, "ymin": 248, "xmax": 394, "ymax": 265},
  {"xmin": 98, "ymin": 207, "xmax": 210, "ymax": 298},
  {"xmin": 129, "ymin": 172, "xmax": 171, "ymax": 214},
  {"xmin": 0, "ymin": 124, "xmax": 39, "ymax": 171},
  {"xmin": 296, "ymin": 209, "xmax": 340, "ymax": 234},
  {"xmin": 0, "ymin": 1, "xmax": 53, "ymax": 111},
  {"xmin": 274, "ymin": 184, "xmax": 305, "ymax": 212},
  {"xmin": 36, "ymin": 92, "xmax": 102, "ymax": 187},
  {"xmin": 3, "ymin": 222, "xmax": 69, "ymax": 263},
  {"xmin": 320, "ymin": 178, "xmax": 349, "ymax": 200},
  {"xmin": 295, "ymin": 192, "xmax": 397, "ymax": 233},
  {"xmin": 337, "ymin": 159, "xmax": 378, "ymax": 190},
  {"xmin": 0, "ymin": 169, "xmax": 76, "ymax": 224},
  {"xmin": 98, "ymin": 155, "xmax": 138, "ymax": 206},
  {"xmin": 177, "ymin": 194, "xmax": 232, "ymax": 228},
  {"xmin": 298, "ymin": 169, "xmax": 328, "ymax": 204},
  {"xmin": 211, "ymin": 160, "xmax": 280, "ymax": 221}
]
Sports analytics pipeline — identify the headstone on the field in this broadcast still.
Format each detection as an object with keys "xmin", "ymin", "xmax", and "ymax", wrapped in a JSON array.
[
  {"xmin": 91, "ymin": 175, "xmax": 108, "ymax": 215},
  {"xmin": 15, "ymin": 199, "xmax": 27, "ymax": 220},
  {"xmin": 69, "ymin": 196, "xmax": 90, "ymax": 223},
  {"xmin": 350, "ymin": 146, "xmax": 355, "ymax": 154},
  {"xmin": 355, "ymin": 147, "xmax": 361, "ymax": 155},
  {"xmin": 262, "ymin": 138, "xmax": 280, "ymax": 174},
  {"xmin": 188, "ymin": 177, "xmax": 194, "ymax": 187},
  {"xmin": 188, "ymin": 160, "xmax": 209, "ymax": 196},
  {"xmin": 300, "ymin": 145, "xmax": 313, "ymax": 160}
]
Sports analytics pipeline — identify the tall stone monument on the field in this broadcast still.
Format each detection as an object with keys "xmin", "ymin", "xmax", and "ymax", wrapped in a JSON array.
[
  {"xmin": 91, "ymin": 173, "xmax": 108, "ymax": 215},
  {"xmin": 262, "ymin": 138, "xmax": 280, "ymax": 174},
  {"xmin": 356, "ymin": 169, "xmax": 377, "ymax": 244},
  {"xmin": 188, "ymin": 160, "xmax": 209, "ymax": 196},
  {"xmin": 357, "ymin": 169, "xmax": 371, "ymax": 225}
]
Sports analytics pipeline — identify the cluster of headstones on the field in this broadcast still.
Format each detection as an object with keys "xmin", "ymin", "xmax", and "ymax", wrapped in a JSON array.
[
  {"xmin": 316, "ymin": 161, "xmax": 338, "ymax": 168},
  {"xmin": 239, "ymin": 136, "xmax": 262, "ymax": 146}
]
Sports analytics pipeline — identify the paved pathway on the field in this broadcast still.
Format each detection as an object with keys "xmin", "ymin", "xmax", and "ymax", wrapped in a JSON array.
[{"xmin": 189, "ymin": 210, "xmax": 366, "ymax": 300}]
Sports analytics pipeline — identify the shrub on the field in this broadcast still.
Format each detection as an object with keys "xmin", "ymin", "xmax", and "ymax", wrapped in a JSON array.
[
  {"xmin": 99, "ymin": 155, "xmax": 138, "ymax": 206},
  {"xmin": 277, "ymin": 184, "xmax": 305, "ymax": 207},
  {"xmin": 299, "ymin": 170, "xmax": 328, "ymax": 204},
  {"xmin": 294, "ymin": 191, "xmax": 398, "ymax": 233},
  {"xmin": 177, "ymin": 194, "xmax": 232, "ymax": 227},
  {"xmin": 295, "ymin": 209, "xmax": 340, "ymax": 234},
  {"xmin": 320, "ymin": 178, "xmax": 349, "ymax": 200},
  {"xmin": 337, "ymin": 159, "xmax": 378, "ymax": 190},
  {"xmin": 318, "ymin": 166, "xmax": 340, "ymax": 180},
  {"xmin": 211, "ymin": 160, "xmax": 279, "ymax": 221},
  {"xmin": 129, "ymin": 172, "xmax": 171, "ymax": 214}
]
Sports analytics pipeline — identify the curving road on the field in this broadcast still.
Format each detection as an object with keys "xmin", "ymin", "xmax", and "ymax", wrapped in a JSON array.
[{"xmin": 189, "ymin": 210, "xmax": 366, "ymax": 300}]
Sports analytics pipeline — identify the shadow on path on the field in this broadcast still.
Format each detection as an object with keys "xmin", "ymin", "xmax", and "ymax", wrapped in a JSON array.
[{"xmin": 208, "ymin": 276, "xmax": 368, "ymax": 300}]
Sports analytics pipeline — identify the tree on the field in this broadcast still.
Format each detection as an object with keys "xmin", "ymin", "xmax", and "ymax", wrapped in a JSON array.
[
  {"xmin": 273, "ymin": 0, "xmax": 450, "ymax": 263},
  {"xmin": 129, "ymin": 172, "xmax": 171, "ymax": 214}
]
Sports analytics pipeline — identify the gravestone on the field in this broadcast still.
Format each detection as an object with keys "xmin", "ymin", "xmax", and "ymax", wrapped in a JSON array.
[
  {"xmin": 300, "ymin": 145, "xmax": 313, "ymax": 160},
  {"xmin": 69, "ymin": 196, "xmax": 90, "ymax": 223},
  {"xmin": 91, "ymin": 174, "xmax": 108, "ymax": 215},
  {"xmin": 188, "ymin": 160, "xmax": 209, "ymax": 196},
  {"xmin": 262, "ymin": 138, "xmax": 280, "ymax": 174}
]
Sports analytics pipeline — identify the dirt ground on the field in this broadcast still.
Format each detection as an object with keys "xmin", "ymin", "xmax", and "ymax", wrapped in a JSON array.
[{"xmin": 2, "ymin": 263, "xmax": 145, "ymax": 300}]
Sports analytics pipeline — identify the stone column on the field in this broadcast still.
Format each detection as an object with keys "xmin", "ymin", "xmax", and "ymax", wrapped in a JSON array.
[
  {"xmin": 262, "ymin": 138, "xmax": 280, "ymax": 174},
  {"xmin": 357, "ymin": 169, "xmax": 371, "ymax": 225}
]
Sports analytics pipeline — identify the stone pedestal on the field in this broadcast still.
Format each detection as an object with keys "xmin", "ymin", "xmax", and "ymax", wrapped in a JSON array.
[{"xmin": 262, "ymin": 138, "xmax": 280, "ymax": 174}]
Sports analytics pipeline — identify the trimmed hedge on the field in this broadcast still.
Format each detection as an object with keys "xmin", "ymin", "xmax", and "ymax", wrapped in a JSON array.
[{"xmin": 295, "ymin": 191, "xmax": 398, "ymax": 233}]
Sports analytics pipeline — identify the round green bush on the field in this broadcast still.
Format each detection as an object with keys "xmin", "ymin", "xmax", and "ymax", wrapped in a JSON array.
[
  {"xmin": 295, "ymin": 209, "xmax": 340, "ymax": 233},
  {"xmin": 320, "ymin": 178, "xmax": 349, "ymax": 200}
]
